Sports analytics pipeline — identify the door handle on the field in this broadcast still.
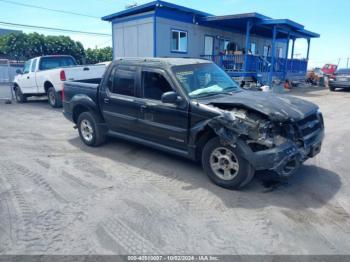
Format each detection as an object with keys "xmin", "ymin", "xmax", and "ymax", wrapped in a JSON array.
[{"xmin": 104, "ymin": 98, "xmax": 110, "ymax": 104}]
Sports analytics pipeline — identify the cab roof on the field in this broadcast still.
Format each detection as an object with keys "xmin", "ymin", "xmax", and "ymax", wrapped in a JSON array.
[{"xmin": 112, "ymin": 57, "xmax": 212, "ymax": 67}]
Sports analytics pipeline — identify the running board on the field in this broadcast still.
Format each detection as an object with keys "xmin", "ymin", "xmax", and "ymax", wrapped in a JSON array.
[{"xmin": 108, "ymin": 131, "xmax": 190, "ymax": 158}]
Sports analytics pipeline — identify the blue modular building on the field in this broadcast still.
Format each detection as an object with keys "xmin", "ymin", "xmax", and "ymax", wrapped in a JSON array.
[{"xmin": 102, "ymin": 1, "xmax": 319, "ymax": 84}]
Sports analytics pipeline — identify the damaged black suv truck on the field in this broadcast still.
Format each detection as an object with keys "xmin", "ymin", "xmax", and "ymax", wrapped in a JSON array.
[{"xmin": 63, "ymin": 58, "xmax": 324, "ymax": 189}]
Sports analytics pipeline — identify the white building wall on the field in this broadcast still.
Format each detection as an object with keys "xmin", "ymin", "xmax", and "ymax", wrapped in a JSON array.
[
  {"xmin": 112, "ymin": 12, "xmax": 154, "ymax": 58},
  {"xmin": 111, "ymin": 14, "xmax": 287, "ymax": 59}
]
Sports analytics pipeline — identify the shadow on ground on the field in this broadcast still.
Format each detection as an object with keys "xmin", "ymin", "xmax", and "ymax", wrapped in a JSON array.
[{"xmin": 68, "ymin": 136, "xmax": 341, "ymax": 211}]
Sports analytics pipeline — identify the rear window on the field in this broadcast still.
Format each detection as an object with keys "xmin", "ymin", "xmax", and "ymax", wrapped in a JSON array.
[
  {"xmin": 108, "ymin": 66, "xmax": 136, "ymax": 97},
  {"xmin": 335, "ymin": 69, "xmax": 350, "ymax": 75},
  {"xmin": 39, "ymin": 56, "xmax": 77, "ymax": 71}
]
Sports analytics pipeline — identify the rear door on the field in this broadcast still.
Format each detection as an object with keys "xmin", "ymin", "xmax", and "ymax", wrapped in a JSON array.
[
  {"xmin": 137, "ymin": 68, "xmax": 189, "ymax": 149},
  {"xmin": 99, "ymin": 64, "xmax": 142, "ymax": 135}
]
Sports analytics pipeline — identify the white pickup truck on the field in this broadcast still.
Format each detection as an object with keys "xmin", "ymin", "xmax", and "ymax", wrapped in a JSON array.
[{"xmin": 13, "ymin": 55, "xmax": 106, "ymax": 107}]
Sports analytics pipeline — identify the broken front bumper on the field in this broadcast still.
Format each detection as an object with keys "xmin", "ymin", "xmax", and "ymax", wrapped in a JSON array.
[{"xmin": 245, "ymin": 128, "xmax": 325, "ymax": 176}]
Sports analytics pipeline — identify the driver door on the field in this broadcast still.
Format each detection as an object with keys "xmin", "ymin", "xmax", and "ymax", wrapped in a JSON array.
[
  {"xmin": 137, "ymin": 68, "xmax": 189, "ymax": 150},
  {"xmin": 17, "ymin": 59, "xmax": 37, "ymax": 93}
]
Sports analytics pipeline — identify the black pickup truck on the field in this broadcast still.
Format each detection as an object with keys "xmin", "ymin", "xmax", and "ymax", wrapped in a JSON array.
[{"xmin": 63, "ymin": 58, "xmax": 324, "ymax": 189}]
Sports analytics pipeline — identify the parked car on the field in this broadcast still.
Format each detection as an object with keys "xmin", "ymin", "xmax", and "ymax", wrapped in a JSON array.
[
  {"xmin": 329, "ymin": 68, "xmax": 350, "ymax": 91},
  {"xmin": 63, "ymin": 58, "xmax": 324, "ymax": 189},
  {"xmin": 13, "ymin": 55, "xmax": 106, "ymax": 107}
]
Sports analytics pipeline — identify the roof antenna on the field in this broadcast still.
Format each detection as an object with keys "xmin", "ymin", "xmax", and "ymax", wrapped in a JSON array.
[{"xmin": 125, "ymin": 2, "xmax": 138, "ymax": 9}]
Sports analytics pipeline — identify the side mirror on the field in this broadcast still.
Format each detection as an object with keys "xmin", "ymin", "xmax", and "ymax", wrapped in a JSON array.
[
  {"xmin": 161, "ymin": 91, "xmax": 182, "ymax": 104},
  {"xmin": 16, "ymin": 69, "xmax": 22, "ymax": 74}
]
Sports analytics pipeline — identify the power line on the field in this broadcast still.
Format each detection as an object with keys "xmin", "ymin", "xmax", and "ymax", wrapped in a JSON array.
[
  {"xmin": 0, "ymin": 21, "xmax": 111, "ymax": 37},
  {"xmin": 0, "ymin": 0, "xmax": 101, "ymax": 19}
]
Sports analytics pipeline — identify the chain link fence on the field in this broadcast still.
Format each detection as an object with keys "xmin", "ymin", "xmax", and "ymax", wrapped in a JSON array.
[{"xmin": 0, "ymin": 59, "xmax": 23, "ymax": 102}]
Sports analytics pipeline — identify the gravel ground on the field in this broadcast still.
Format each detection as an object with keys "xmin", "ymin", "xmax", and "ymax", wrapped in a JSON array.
[{"xmin": 1, "ymin": 86, "xmax": 350, "ymax": 255}]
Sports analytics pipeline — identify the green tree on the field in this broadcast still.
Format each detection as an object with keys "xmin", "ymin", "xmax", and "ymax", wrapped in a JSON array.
[
  {"xmin": 0, "ymin": 32, "xmax": 86, "ymax": 63},
  {"xmin": 85, "ymin": 47, "xmax": 112, "ymax": 64}
]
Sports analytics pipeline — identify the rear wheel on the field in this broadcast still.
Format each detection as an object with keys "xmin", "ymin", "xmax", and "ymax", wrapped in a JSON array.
[
  {"xmin": 202, "ymin": 137, "xmax": 255, "ymax": 189},
  {"xmin": 77, "ymin": 112, "xmax": 106, "ymax": 147},
  {"xmin": 48, "ymin": 87, "xmax": 62, "ymax": 108},
  {"xmin": 329, "ymin": 86, "xmax": 335, "ymax": 91},
  {"xmin": 14, "ymin": 86, "xmax": 27, "ymax": 103}
]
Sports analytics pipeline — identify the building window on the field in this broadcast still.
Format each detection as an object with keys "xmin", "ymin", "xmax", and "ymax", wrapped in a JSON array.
[
  {"xmin": 218, "ymin": 39, "xmax": 230, "ymax": 54},
  {"xmin": 171, "ymin": 29, "xmax": 188, "ymax": 53},
  {"xmin": 250, "ymin": 43, "xmax": 256, "ymax": 55},
  {"xmin": 277, "ymin": 47, "xmax": 284, "ymax": 58}
]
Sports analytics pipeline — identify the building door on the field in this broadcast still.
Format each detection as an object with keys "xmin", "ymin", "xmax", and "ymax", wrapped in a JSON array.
[{"xmin": 204, "ymin": 36, "xmax": 214, "ymax": 56}]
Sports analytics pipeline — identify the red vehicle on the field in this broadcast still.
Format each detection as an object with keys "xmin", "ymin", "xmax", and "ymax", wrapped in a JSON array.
[{"xmin": 322, "ymin": 64, "xmax": 338, "ymax": 75}]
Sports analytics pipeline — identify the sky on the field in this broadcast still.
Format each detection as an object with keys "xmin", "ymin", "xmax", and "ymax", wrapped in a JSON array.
[{"xmin": 0, "ymin": 0, "xmax": 349, "ymax": 68}]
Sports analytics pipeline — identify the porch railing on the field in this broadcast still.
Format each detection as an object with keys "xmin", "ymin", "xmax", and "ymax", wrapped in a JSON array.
[{"xmin": 201, "ymin": 54, "xmax": 308, "ymax": 82}]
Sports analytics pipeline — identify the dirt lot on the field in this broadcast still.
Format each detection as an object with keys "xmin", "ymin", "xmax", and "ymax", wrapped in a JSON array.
[{"xmin": 1, "ymin": 86, "xmax": 350, "ymax": 255}]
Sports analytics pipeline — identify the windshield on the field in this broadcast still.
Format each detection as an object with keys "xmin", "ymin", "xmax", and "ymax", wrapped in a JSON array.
[
  {"xmin": 172, "ymin": 63, "xmax": 240, "ymax": 98},
  {"xmin": 39, "ymin": 56, "xmax": 77, "ymax": 71}
]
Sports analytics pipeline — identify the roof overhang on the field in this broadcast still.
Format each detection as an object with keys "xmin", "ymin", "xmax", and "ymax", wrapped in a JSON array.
[
  {"xmin": 198, "ymin": 15, "xmax": 319, "ymax": 39},
  {"xmin": 102, "ymin": 1, "xmax": 320, "ymax": 39},
  {"xmin": 102, "ymin": 0, "xmax": 211, "ymax": 21}
]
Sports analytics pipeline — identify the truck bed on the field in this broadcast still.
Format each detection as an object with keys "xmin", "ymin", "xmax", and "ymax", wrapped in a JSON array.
[{"xmin": 63, "ymin": 78, "xmax": 101, "ymax": 107}]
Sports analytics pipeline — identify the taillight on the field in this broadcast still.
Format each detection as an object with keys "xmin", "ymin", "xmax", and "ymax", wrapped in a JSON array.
[{"xmin": 60, "ymin": 70, "xmax": 66, "ymax": 81}]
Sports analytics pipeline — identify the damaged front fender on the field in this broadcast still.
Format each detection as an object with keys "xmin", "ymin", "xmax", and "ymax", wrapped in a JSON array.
[
  {"xmin": 192, "ymin": 106, "xmax": 324, "ymax": 177},
  {"xmin": 207, "ymin": 109, "xmax": 273, "ymax": 149}
]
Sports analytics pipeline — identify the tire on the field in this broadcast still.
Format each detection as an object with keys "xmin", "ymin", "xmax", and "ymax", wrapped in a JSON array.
[
  {"xmin": 329, "ymin": 86, "xmax": 335, "ymax": 92},
  {"xmin": 14, "ymin": 86, "xmax": 27, "ymax": 103},
  {"xmin": 202, "ymin": 137, "xmax": 255, "ymax": 189},
  {"xmin": 77, "ymin": 112, "xmax": 106, "ymax": 147},
  {"xmin": 47, "ymin": 87, "xmax": 62, "ymax": 108}
]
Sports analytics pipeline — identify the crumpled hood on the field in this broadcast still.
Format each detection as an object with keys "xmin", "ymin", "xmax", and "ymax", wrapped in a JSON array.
[{"xmin": 202, "ymin": 90, "xmax": 319, "ymax": 122}]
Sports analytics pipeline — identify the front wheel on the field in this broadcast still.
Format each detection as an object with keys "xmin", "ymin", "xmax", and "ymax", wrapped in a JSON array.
[
  {"xmin": 202, "ymin": 137, "xmax": 255, "ymax": 189},
  {"xmin": 48, "ymin": 87, "xmax": 62, "ymax": 108},
  {"xmin": 15, "ymin": 86, "xmax": 27, "ymax": 103},
  {"xmin": 77, "ymin": 112, "xmax": 106, "ymax": 147}
]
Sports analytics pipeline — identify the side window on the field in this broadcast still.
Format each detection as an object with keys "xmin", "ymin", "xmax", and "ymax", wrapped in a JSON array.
[
  {"xmin": 109, "ymin": 67, "xmax": 136, "ymax": 97},
  {"xmin": 31, "ymin": 59, "xmax": 37, "ymax": 72},
  {"xmin": 23, "ymin": 60, "xmax": 31, "ymax": 74},
  {"xmin": 142, "ymin": 71, "xmax": 173, "ymax": 100}
]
